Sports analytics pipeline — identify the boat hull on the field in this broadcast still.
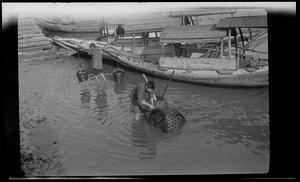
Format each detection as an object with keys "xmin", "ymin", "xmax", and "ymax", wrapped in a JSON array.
[{"xmin": 103, "ymin": 53, "xmax": 268, "ymax": 87}]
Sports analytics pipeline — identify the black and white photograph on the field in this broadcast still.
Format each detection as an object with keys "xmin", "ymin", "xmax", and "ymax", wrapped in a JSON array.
[{"xmin": 2, "ymin": 2, "xmax": 296, "ymax": 179}]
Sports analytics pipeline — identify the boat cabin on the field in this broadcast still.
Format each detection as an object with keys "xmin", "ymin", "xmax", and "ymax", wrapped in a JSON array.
[
  {"xmin": 216, "ymin": 15, "xmax": 268, "ymax": 68},
  {"xmin": 157, "ymin": 15, "xmax": 268, "ymax": 72},
  {"xmin": 158, "ymin": 24, "xmax": 239, "ymax": 71}
]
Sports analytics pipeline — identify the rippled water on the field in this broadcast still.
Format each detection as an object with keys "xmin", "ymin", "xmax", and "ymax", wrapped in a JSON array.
[{"xmin": 19, "ymin": 56, "xmax": 269, "ymax": 176}]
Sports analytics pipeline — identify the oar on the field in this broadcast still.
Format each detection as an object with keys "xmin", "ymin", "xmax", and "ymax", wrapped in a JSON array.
[
  {"xmin": 162, "ymin": 70, "xmax": 175, "ymax": 97},
  {"xmin": 142, "ymin": 73, "xmax": 148, "ymax": 82}
]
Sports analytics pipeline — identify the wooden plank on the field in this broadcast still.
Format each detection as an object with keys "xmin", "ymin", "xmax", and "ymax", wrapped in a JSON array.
[
  {"xmin": 141, "ymin": 46, "xmax": 173, "ymax": 55},
  {"xmin": 216, "ymin": 15, "xmax": 267, "ymax": 28},
  {"xmin": 18, "ymin": 36, "xmax": 49, "ymax": 44},
  {"xmin": 169, "ymin": 9, "xmax": 236, "ymax": 17},
  {"xmin": 18, "ymin": 29, "xmax": 42, "ymax": 36},
  {"xmin": 18, "ymin": 25, "xmax": 41, "ymax": 32},
  {"xmin": 18, "ymin": 19, "xmax": 36, "ymax": 25},
  {"xmin": 18, "ymin": 49, "xmax": 56, "ymax": 59},
  {"xmin": 18, "ymin": 40, "xmax": 53, "ymax": 49},
  {"xmin": 18, "ymin": 33, "xmax": 45, "ymax": 40},
  {"xmin": 220, "ymin": 38, "xmax": 224, "ymax": 57},
  {"xmin": 18, "ymin": 22, "xmax": 37, "ymax": 28},
  {"xmin": 159, "ymin": 57, "xmax": 236, "ymax": 70},
  {"xmin": 132, "ymin": 33, "xmax": 135, "ymax": 49},
  {"xmin": 19, "ymin": 53, "xmax": 59, "ymax": 62},
  {"xmin": 18, "ymin": 44, "xmax": 53, "ymax": 52},
  {"xmin": 228, "ymin": 29, "xmax": 232, "ymax": 58}
]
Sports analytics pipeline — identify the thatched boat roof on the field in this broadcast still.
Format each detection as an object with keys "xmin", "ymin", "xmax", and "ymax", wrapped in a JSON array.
[
  {"xmin": 216, "ymin": 15, "xmax": 267, "ymax": 28},
  {"xmin": 168, "ymin": 9, "xmax": 236, "ymax": 17},
  {"xmin": 123, "ymin": 17, "xmax": 179, "ymax": 34},
  {"xmin": 160, "ymin": 24, "xmax": 226, "ymax": 43}
]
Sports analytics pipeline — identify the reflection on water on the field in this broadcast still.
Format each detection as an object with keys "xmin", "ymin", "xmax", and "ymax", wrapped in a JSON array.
[
  {"xmin": 95, "ymin": 90, "xmax": 108, "ymax": 110},
  {"xmin": 80, "ymin": 88, "xmax": 91, "ymax": 108},
  {"xmin": 131, "ymin": 120, "xmax": 157, "ymax": 160},
  {"xmin": 19, "ymin": 55, "xmax": 269, "ymax": 175},
  {"xmin": 114, "ymin": 80, "xmax": 126, "ymax": 95}
]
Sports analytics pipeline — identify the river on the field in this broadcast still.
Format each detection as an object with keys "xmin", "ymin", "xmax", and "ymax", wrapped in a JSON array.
[{"xmin": 19, "ymin": 54, "xmax": 269, "ymax": 176}]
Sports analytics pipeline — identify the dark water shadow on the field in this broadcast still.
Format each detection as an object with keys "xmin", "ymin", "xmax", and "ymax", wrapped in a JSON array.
[
  {"xmin": 80, "ymin": 87, "xmax": 91, "ymax": 108},
  {"xmin": 203, "ymin": 117, "xmax": 269, "ymax": 152},
  {"xmin": 131, "ymin": 119, "xmax": 158, "ymax": 160}
]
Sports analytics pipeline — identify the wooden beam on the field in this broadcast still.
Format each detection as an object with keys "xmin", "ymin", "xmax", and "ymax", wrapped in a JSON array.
[
  {"xmin": 228, "ymin": 28, "xmax": 232, "ymax": 58},
  {"xmin": 234, "ymin": 35, "xmax": 238, "ymax": 54},
  {"xmin": 236, "ymin": 50, "xmax": 240, "ymax": 70},
  {"xmin": 132, "ymin": 33, "xmax": 135, "ymax": 49},
  {"xmin": 238, "ymin": 28, "xmax": 245, "ymax": 47},
  {"xmin": 220, "ymin": 38, "xmax": 223, "ymax": 58},
  {"xmin": 162, "ymin": 44, "xmax": 165, "ymax": 57},
  {"xmin": 114, "ymin": 25, "xmax": 117, "ymax": 40},
  {"xmin": 106, "ymin": 25, "xmax": 109, "ymax": 45}
]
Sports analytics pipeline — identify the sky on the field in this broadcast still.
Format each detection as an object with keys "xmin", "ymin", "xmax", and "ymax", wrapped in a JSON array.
[{"xmin": 2, "ymin": 2, "xmax": 296, "ymax": 26}]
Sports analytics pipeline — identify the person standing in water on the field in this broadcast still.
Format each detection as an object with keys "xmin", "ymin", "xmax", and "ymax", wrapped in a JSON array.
[
  {"xmin": 129, "ymin": 81, "xmax": 156, "ymax": 120},
  {"xmin": 86, "ymin": 43, "xmax": 108, "ymax": 87}
]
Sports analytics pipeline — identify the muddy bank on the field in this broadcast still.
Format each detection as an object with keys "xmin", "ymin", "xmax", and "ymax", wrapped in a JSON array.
[{"xmin": 19, "ymin": 58, "xmax": 66, "ymax": 176}]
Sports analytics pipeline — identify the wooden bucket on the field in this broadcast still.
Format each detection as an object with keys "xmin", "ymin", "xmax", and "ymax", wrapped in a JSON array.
[
  {"xmin": 113, "ymin": 68, "xmax": 124, "ymax": 82},
  {"xmin": 76, "ymin": 70, "xmax": 88, "ymax": 82}
]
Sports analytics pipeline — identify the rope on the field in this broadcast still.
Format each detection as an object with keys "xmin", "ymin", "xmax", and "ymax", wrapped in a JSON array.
[
  {"xmin": 162, "ymin": 71, "xmax": 175, "ymax": 97},
  {"xmin": 77, "ymin": 52, "xmax": 84, "ymax": 70}
]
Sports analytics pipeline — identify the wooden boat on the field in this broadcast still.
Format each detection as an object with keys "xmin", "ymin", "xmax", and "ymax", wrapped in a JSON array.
[
  {"xmin": 50, "ymin": 35, "xmax": 268, "ymax": 87},
  {"xmin": 35, "ymin": 17, "xmax": 107, "ymax": 33},
  {"xmin": 48, "ymin": 13, "xmax": 268, "ymax": 87}
]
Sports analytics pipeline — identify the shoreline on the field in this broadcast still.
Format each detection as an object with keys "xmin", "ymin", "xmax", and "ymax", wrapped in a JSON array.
[{"xmin": 19, "ymin": 58, "xmax": 63, "ymax": 176}]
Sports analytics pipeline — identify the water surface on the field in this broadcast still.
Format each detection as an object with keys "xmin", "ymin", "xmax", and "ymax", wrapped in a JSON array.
[{"xmin": 19, "ymin": 56, "xmax": 269, "ymax": 175}]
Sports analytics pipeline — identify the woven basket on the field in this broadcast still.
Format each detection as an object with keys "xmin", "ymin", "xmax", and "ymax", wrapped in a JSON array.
[{"xmin": 143, "ymin": 96, "xmax": 185, "ymax": 132}]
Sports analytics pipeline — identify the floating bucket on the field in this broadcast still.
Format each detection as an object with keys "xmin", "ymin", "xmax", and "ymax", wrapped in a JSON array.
[
  {"xmin": 76, "ymin": 70, "xmax": 88, "ymax": 82},
  {"xmin": 113, "ymin": 68, "xmax": 124, "ymax": 82}
]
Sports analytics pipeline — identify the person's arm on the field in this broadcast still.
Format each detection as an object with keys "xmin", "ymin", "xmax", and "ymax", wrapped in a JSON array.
[
  {"xmin": 140, "ymin": 100, "xmax": 154, "ymax": 109},
  {"xmin": 150, "ymin": 91, "xmax": 156, "ymax": 106},
  {"xmin": 152, "ymin": 92, "xmax": 157, "ymax": 101}
]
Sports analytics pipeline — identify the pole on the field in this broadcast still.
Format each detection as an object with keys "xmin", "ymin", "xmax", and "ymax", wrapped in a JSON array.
[
  {"xmin": 220, "ymin": 38, "xmax": 223, "ymax": 58},
  {"xmin": 162, "ymin": 71, "xmax": 175, "ymax": 97},
  {"xmin": 238, "ymin": 28, "xmax": 245, "ymax": 47},
  {"xmin": 106, "ymin": 25, "xmax": 109, "ymax": 45},
  {"xmin": 114, "ymin": 25, "xmax": 117, "ymax": 40},
  {"xmin": 234, "ymin": 35, "xmax": 238, "ymax": 56},
  {"xmin": 142, "ymin": 73, "xmax": 148, "ymax": 82},
  {"xmin": 133, "ymin": 32, "xmax": 135, "ymax": 49},
  {"xmin": 228, "ymin": 28, "xmax": 232, "ymax": 58},
  {"xmin": 162, "ymin": 43, "xmax": 165, "ymax": 57},
  {"xmin": 249, "ymin": 28, "xmax": 252, "ymax": 42}
]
